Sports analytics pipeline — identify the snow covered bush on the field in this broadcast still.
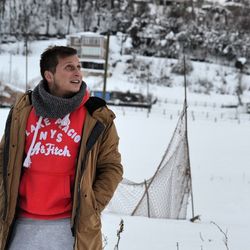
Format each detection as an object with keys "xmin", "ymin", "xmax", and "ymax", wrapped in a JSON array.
[
  {"xmin": 171, "ymin": 56, "xmax": 193, "ymax": 75},
  {"xmin": 189, "ymin": 78, "xmax": 213, "ymax": 95}
]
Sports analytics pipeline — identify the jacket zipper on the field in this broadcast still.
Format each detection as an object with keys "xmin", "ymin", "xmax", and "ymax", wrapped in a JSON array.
[
  {"xmin": 72, "ymin": 121, "xmax": 105, "ymax": 248},
  {"xmin": 72, "ymin": 151, "xmax": 89, "ymax": 240}
]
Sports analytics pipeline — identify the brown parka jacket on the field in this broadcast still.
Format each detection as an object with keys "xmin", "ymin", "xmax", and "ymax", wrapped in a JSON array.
[{"xmin": 0, "ymin": 91, "xmax": 123, "ymax": 250}]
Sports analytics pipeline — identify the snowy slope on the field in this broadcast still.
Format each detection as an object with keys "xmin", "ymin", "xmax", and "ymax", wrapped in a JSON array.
[
  {"xmin": 0, "ymin": 37, "xmax": 250, "ymax": 249},
  {"xmin": 1, "ymin": 99, "xmax": 250, "ymax": 250},
  {"xmin": 1, "ymin": 37, "xmax": 250, "ymax": 106}
]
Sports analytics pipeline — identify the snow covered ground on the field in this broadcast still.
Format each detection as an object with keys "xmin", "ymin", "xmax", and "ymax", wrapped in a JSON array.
[
  {"xmin": 1, "ymin": 38, "xmax": 250, "ymax": 249},
  {"xmin": 1, "ymin": 98, "xmax": 250, "ymax": 250}
]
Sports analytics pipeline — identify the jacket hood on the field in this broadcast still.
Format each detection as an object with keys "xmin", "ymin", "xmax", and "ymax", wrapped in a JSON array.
[
  {"xmin": 92, "ymin": 106, "xmax": 116, "ymax": 125},
  {"xmin": 14, "ymin": 91, "xmax": 32, "ymax": 110}
]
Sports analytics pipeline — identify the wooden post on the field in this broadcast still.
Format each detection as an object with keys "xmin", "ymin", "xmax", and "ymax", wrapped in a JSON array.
[
  {"xmin": 144, "ymin": 180, "xmax": 150, "ymax": 218},
  {"xmin": 103, "ymin": 32, "xmax": 110, "ymax": 100},
  {"xmin": 9, "ymin": 52, "xmax": 12, "ymax": 85},
  {"xmin": 183, "ymin": 55, "xmax": 195, "ymax": 219}
]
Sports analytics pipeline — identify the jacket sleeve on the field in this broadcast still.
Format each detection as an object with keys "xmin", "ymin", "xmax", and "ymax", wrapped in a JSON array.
[
  {"xmin": 0, "ymin": 106, "xmax": 14, "ymax": 223},
  {"xmin": 92, "ymin": 121, "xmax": 123, "ymax": 212},
  {"xmin": 0, "ymin": 135, "xmax": 4, "ymax": 220}
]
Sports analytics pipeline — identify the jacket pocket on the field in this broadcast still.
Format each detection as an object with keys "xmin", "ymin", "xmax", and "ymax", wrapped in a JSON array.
[
  {"xmin": 19, "ymin": 171, "xmax": 72, "ymax": 215},
  {"xmin": 78, "ymin": 189, "xmax": 101, "ymax": 233},
  {"xmin": 0, "ymin": 216, "xmax": 5, "ymax": 248}
]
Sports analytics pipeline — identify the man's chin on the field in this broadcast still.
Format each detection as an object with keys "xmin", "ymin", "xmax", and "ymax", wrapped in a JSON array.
[{"xmin": 64, "ymin": 87, "xmax": 81, "ymax": 98}]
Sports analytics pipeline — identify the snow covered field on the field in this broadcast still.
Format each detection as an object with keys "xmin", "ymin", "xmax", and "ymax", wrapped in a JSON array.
[
  {"xmin": 1, "ymin": 102, "xmax": 250, "ymax": 250},
  {"xmin": 1, "ymin": 38, "xmax": 250, "ymax": 249}
]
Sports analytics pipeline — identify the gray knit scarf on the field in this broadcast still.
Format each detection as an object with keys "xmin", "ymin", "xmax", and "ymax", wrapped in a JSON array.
[{"xmin": 32, "ymin": 80, "xmax": 87, "ymax": 118}]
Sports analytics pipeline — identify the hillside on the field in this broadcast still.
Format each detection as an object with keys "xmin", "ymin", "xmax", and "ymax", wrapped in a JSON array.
[
  {"xmin": 0, "ymin": 2, "xmax": 250, "ymax": 249},
  {"xmin": 1, "ymin": 36, "xmax": 250, "ymax": 111},
  {"xmin": 1, "ymin": 52, "xmax": 250, "ymax": 249}
]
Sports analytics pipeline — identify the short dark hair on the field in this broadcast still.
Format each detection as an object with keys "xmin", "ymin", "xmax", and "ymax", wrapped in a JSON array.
[{"xmin": 40, "ymin": 46, "xmax": 77, "ymax": 80}]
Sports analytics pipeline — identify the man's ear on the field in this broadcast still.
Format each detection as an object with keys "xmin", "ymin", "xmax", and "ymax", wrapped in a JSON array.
[{"xmin": 44, "ymin": 70, "xmax": 53, "ymax": 83}]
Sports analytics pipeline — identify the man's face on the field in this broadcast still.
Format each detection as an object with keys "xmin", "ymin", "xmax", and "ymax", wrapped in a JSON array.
[{"xmin": 45, "ymin": 55, "xmax": 83, "ymax": 98}]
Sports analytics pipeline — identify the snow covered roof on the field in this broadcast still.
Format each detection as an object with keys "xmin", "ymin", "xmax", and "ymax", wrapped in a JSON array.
[
  {"xmin": 80, "ymin": 58, "xmax": 105, "ymax": 63},
  {"xmin": 66, "ymin": 32, "xmax": 105, "ymax": 39}
]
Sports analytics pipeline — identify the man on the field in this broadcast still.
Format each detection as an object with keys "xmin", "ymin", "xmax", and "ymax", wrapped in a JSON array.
[{"xmin": 0, "ymin": 46, "xmax": 123, "ymax": 250}]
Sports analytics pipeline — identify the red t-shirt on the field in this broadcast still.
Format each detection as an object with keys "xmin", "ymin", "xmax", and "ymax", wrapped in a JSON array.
[{"xmin": 18, "ymin": 93, "xmax": 89, "ymax": 219}]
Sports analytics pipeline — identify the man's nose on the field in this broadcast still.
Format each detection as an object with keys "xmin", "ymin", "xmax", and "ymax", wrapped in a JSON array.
[{"xmin": 74, "ymin": 67, "xmax": 82, "ymax": 76}]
